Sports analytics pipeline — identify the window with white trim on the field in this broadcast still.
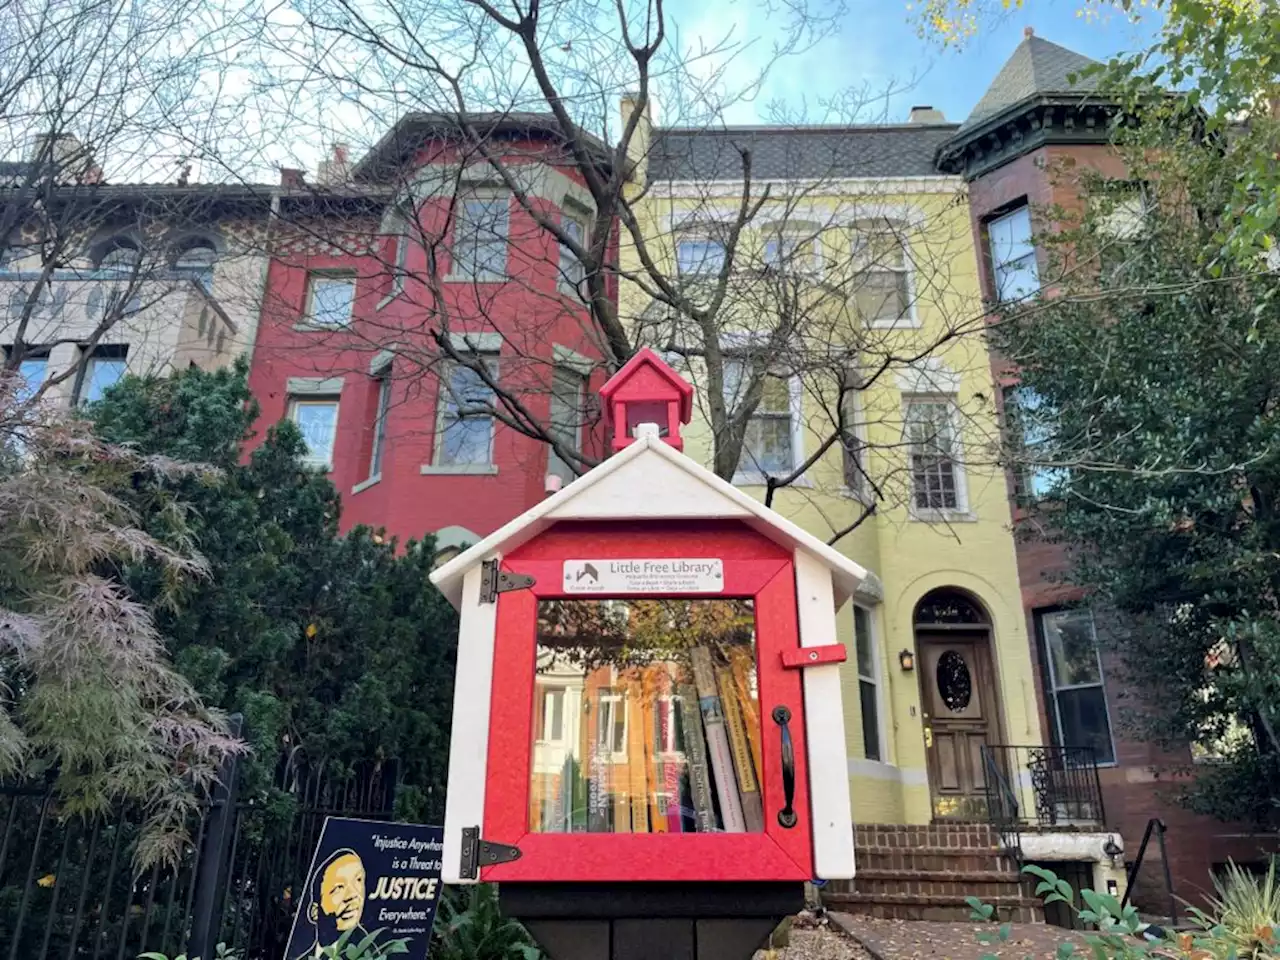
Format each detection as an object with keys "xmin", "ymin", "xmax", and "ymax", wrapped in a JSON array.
[
  {"xmin": 841, "ymin": 384, "xmax": 868, "ymax": 497},
  {"xmin": 436, "ymin": 355, "xmax": 497, "ymax": 466},
  {"xmin": 306, "ymin": 273, "xmax": 355, "ymax": 327},
  {"xmin": 1036, "ymin": 608, "xmax": 1115, "ymax": 764},
  {"xmin": 987, "ymin": 206, "xmax": 1040, "ymax": 303},
  {"xmin": 368, "ymin": 371, "xmax": 392, "ymax": 479},
  {"xmin": 547, "ymin": 365, "xmax": 586, "ymax": 484},
  {"xmin": 559, "ymin": 207, "xmax": 589, "ymax": 288},
  {"xmin": 597, "ymin": 687, "xmax": 627, "ymax": 755},
  {"xmin": 724, "ymin": 360, "xmax": 797, "ymax": 476},
  {"xmin": 676, "ymin": 237, "xmax": 726, "ymax": 276},
  {"xmin": 854, "ymin": 605, "xmax": 881, "ymax": 761},
  {"xmin": 290, "ymin": 397, "xmax": 340, "ymax": 468},
  {"xmin": 763, "ymin": 227, "xmax": 819, "ymax": 274},
  {"xmin": 540, "ymin": 686, "xmax": 567, "ymax": 742},
  {"xmin": 853, "ymin": 221, "xmax": 912, "ymax": 326},
  {"xmin": 452, "ymin": 196, "xmax": 509, "ymax": 280},
  {"xmin": 905, "ymin": 397, "xmax": 963, "ymax": 512}
]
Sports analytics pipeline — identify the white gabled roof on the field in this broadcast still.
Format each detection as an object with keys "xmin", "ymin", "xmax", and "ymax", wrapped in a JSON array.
[{"xmin": 429, "ymin": 432, "xmax": 881, "ymax": 609}]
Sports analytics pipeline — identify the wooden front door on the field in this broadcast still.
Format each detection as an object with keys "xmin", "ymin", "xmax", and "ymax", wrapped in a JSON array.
[{"xmin": 918, "ymin": 634, "xmax": 999, "ymax": 819}]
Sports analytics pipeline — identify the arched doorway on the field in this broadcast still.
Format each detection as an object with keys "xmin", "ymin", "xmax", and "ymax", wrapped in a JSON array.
[{"xmin": 913, "ymin": 588, "xmax": 1003, "ymax": 820}]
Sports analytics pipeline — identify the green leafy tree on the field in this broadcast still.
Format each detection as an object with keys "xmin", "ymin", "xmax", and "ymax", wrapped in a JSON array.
[
  {"xmin": 0, "ymin": 374, "xmax": 242, "ymax": 868},
  {"xmin": 994, "ymin": 105, "xmax": 1280, "ymax": 824},
  {"xmin": 89, "ymin": 361, "xmax": 458, "ymax": 813}
]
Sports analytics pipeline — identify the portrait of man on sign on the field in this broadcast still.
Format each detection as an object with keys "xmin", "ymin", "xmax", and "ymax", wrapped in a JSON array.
[{"xmin": 294, "ymin": 847, "xmax": 370, "ymax": 959}]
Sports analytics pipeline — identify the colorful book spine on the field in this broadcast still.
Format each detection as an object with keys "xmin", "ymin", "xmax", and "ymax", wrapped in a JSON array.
[
  {"xmin": 677, "ymin": 683, "xmax": 717, "ymax": 832},
  {"xmin": 690, "ymin": 648, "xmax": 747, "ymax": 833},
  {"xmin": 641, "ymin": 688, "xmax": 666, "ymax": 832},
  {"xmin": 626, "ymin": 682, "xmax": 649, "ymax": 832},
  {"xmin": 717, "ymin": 667, "xmax": 764, "ymax": 832},
  {"xmin": 731, "ymin": 654, "xmax": 764, "ymax": 790},
  {"xmin": 659, "ymin": 697, "xmax": 685, "ymax": 833}
]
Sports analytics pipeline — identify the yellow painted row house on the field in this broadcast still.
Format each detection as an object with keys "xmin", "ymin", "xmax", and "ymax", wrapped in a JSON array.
[{"xmin": 617, "ymin": 100, "xmax": 1126, "ymax": 918}]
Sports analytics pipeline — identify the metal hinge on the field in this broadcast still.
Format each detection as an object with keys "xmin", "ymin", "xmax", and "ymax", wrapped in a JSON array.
[
  {"xmin": 479, "ymin": 559, "xmax": 535, "ymax": 603},
  {"xmin": 459, "ymin": 826, "xmax": 522, "ymax": 879}
]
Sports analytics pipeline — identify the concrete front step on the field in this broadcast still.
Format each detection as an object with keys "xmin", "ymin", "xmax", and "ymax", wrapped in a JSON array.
[{"xmin": 824, "ymin": 891, "xmax": 1043, "ymax": 924}]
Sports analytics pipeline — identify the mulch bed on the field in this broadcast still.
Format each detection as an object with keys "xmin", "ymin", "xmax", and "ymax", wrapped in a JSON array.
[{"xmin": 828, "ymin": 913, "xmax": 1089, "ymax": 960}]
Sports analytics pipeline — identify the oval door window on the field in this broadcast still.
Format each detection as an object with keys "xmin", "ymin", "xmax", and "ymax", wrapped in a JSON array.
[{"xmin": 936, "ymin": 650, "xmax": 973, "ymax": 712}]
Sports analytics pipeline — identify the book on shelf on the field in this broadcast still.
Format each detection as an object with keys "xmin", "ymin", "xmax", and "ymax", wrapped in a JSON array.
[
  {"xmin": 625, "ymin": 681, "xmax": 649, "ymax": 832},
  {"xmin": 717, "ymin": 666, "xmax": 764, "ymax": 832},
  {"xmin": 689, "ymin": 647, "xmax": 746, "ymax": 833},
  {"xmin": 641, "ymin": 685, "xmax": 666, "ymax": 832},
  {"xmin": 730, "ymin": 653, "xmax": 764, "ymax": 790},
  {"xmin": 676, "ymin": 682, "xmax": 717, "ymax": 832}
]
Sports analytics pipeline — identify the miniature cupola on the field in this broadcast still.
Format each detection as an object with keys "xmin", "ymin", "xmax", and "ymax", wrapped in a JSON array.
[{"xmin": 599, "ymin": 347, "xmax": 694, "ymax": 452}]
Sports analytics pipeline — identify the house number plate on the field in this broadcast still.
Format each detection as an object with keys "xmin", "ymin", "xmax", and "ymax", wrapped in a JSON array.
[{"xmin": 562, "ymin": 558, "xmax": 724, "ymax": 594}]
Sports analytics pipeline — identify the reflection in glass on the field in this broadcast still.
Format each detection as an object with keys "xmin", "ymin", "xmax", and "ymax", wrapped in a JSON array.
[{"xmin": 529, "ymin": 598, "xmax": 763, "ymax": 834}]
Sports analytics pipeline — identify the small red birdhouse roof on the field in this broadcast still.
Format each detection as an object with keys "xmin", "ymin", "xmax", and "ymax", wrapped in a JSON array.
[{"xmin": 599, "ymin": 347, "xmax": 694, "ymax": 426}]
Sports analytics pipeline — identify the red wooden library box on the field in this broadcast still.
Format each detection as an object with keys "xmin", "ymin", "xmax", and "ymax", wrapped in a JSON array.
[{"xmin": 430, "ymin": 351, "xmax": 873, "ymax": 888}]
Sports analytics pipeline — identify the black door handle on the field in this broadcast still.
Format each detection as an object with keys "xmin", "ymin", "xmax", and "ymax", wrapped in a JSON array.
[{"xmin": 772, "ymin": 705, "xmax": 797, "ymax": 828}]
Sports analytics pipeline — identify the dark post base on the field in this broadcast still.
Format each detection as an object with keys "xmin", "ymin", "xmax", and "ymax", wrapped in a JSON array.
[{"xmin": 500, "ymin": 882, "xmax": 804, "ymax": 960}]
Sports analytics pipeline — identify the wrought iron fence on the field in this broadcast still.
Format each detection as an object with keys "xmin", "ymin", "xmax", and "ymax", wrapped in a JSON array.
[
  {"xmin": 0, "ymin": 730, "xmax": 416, "ymax": 960},
  {"xmin": 981, "ymin": 744, "xmax": 1107, "ymax": 836}
]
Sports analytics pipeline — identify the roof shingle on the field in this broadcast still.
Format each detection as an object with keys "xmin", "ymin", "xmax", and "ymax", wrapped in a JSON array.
[
  {"xmin": 648, "ymin": 123, "xmax": 959, "ymax": 182},
  {"xmin": 959, "ymin": 35, "xmax": 1102, "ymax": 133}
]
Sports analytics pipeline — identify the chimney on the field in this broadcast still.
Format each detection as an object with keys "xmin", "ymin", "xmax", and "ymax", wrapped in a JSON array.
[
  {"xmin": 619, "ymin": 93, "xmax": 652, "ymax": 185},
  {"xmin": 908, "ymin": 105, "xmax": 947, "ymax": 124},
  {"xmin": 1023, "ymin": 26, "xmax": 1035, "ymax": 39},
  {"xmin": 279, "ymin": 167, "xmax": 306, "ymax": 188},
  {"xmin": 316, "ymin": 143, "xmax": 352, "ymax": 185}
]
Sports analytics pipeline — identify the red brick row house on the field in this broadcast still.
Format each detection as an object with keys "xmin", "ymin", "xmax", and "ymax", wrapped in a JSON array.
[
  {"xmin": 245, "ymin": 115, "xmax": 615, "ymax": 556},
  {"xmin": 936, "ymin": 29, "xmax": 1279, "ymax": 908}
]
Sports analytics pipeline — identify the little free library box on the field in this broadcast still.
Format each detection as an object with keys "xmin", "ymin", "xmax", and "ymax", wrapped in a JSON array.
[{"xmin": 429, "ymin": 351, "xmax": 879, "ymax": 960}]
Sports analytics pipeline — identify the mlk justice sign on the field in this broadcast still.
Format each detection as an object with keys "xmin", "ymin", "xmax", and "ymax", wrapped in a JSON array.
[{"xmin": 284, "ymin": 818, "xmax": 444, "ymax": 960}]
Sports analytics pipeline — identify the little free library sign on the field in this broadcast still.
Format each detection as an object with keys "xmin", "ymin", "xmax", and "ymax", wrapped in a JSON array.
[{"xmin": 562, "ymin": 558, "xmax": 724, "ymax": 594}]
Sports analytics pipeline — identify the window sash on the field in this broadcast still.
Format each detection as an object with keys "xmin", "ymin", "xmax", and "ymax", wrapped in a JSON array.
[
  {"xmin": 724, "ymin": 361, "xmax": 795, "ymax": 475},
  {"xmin": 438, "ymin": 357, "xmax": 497, "ymax": 465},
  {"xmin": 906, "ymin": 400, "xmax": 960, "ymax": 511},
  {"xmin": 541, "ymin": 688, "xmax": 565, "ymax": 741},
  {"xmin": 854, "ymin": 268, "xmax": 910, "ymax": 325},
  {"xmin": 988, "ymin": 207, "xmax": 1040, "ymax": 302},
  {"xmin": 547, "ymin": 366, "xmax": 585, "ymax": 483},
  {"xmin": 291, "ymin": 399, "xmax": 339, "ymax": 467},
  {"xmin": 559, "ymin": 214, "xmax": 587, "ymax": 286},
  {"xmin": 853, "ymin": 606, "xmax": 881, "ymax": 761},
  {"xmin": 308, "ymin": 275, "xmax": 355, "ymax": 327},
  {"xmin": 15, "ymin": 355, "xmax": 47, "ymax": 402},
  {"xmin": 597, "ymin": 690, "xmax": 626, "ymax": 754},
  {"xmin": 1038, "ymin": 609, "xmax": 1115, "ymax": 763},
  {"xmin": 455, "ymin": 198, "xmax": 509, "ymax": 279},
  {"xmin": 676, "ymin": 238, "xmax": 726, "ymax": 276},
  {"xmin": 369, "ymin": 375, "xmax": 392, "ymax": 478}
]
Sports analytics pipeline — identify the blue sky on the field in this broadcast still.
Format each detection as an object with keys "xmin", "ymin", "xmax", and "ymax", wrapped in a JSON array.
[{"xmin": 675, "ymin": 0, "xmax": 1163, "ymax": 127}]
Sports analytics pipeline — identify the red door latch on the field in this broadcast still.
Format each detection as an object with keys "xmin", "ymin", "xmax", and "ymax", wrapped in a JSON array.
[{"xmin": 780, "ymin": 644, "xmax": 848, "ymax": 669}]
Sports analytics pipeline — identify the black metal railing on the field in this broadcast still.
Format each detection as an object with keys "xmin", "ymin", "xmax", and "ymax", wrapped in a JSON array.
[
  {"xmin": 1122, "ymin": 818, "xmax": 1178, "ymax": 930},
  {"xmin": 0, "ymin": 724, "xmax": 418, "ymax": 960},
  {"xmin": 981, "ymin": 744, "xmax": 1107, "ymax": 831}
]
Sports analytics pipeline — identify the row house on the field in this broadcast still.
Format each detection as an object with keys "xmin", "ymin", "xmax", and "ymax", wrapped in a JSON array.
[
  {"xmin": 937, "ymin": 29, "xmax": 1279, "ymax": 910},
  {"xmin": 7, "ymin": 43, "xmax": 1270, "ymax": 923},
  {"xmin": 0, "ymin": 137, "xmax": 275, "ymax": 401},
  {"xmin": 245, "ymin": 116, "xmax": 614, "ymax": 556},
  {"xmin": 618, "ymin": 100, "xmax": 1126, "ymax": 919}
]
